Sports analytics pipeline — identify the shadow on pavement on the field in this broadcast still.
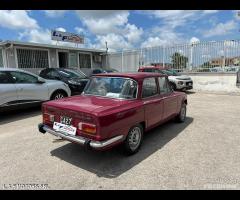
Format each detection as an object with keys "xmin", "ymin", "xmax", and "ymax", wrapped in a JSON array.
[
  {"xmin": 0, "ymin": 105, "xmax": 41, "ymax": 126},
  {"xmin": 51, "ymin": 117, "xmax": 194, "ymax": 178},
  {"xmin": 185, "ymin": 91, "xmax": 196, "ymax": 95}
]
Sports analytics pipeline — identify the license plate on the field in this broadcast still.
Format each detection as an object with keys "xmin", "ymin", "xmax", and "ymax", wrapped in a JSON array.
[
  {"xmin": 53, "ymin": 122, "xmax": 76, "ymax": 136},
  {"xmin": 60, "ymin": 116, "xmax": 72, "ymax": 125}
]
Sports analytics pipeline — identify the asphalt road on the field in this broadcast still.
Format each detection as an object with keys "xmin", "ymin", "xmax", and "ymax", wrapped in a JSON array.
[{"xmin": 0, "ymin": 92, "xmax": 240, "ymax": 190}]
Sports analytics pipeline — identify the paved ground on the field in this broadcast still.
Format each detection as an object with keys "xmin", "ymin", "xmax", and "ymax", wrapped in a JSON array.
[{"xmin": 0, "ymin": 92, "xmax": 240, "ymax": 190}]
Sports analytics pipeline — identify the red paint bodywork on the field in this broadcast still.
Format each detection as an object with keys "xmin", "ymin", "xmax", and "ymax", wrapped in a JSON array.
[{"xmin": 42, "ymin": 73, "xmax": 187, "ymax": 149}]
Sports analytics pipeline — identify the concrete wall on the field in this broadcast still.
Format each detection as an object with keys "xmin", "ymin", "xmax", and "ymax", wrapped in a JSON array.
[{"xmin": 185, "ymin": 73, "xmax": 240, "ymax": 93}]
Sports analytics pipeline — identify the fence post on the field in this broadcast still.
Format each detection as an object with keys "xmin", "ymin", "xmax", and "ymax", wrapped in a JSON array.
[
  {"xmin": 163, "ymin": 46, "xmax": 165, "ymax": 68},
  {"xmin": 189, "ymin": 44, "xmax": 193, "ymax": 71},
  {"xmin": 121, "ymin": 50, "xmax": 123, "ymax": 72}
]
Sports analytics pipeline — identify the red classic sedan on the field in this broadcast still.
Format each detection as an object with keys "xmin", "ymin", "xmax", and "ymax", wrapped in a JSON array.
[{"xmin": 38, "ymin": 73, "xmax": 187, "ymax": 155}]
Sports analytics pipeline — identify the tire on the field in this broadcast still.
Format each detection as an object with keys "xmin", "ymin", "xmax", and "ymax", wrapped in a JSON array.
[
  {"xmin": 51, "ymin": 91, "xmax": 67, "ymax": 100},
  {"xmin": 169, "ymin": 82, "xmax": 176, "ymax": 91},
  {"xmin": 175, "ymin": 103, "xmax": 187, "ymax": 123},
  {"xmin": 122, "ymin": 124, "xmax": 143, "ymax": 155}
]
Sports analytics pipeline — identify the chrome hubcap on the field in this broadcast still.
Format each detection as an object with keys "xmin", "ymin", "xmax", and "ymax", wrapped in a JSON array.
[
  {"xmin": 128, "ymin": 127, "xmax": 141, "ymax": 151},
  {"xmin": 55, "ymin": 93, "xmax": 64, "ymax": 99}
]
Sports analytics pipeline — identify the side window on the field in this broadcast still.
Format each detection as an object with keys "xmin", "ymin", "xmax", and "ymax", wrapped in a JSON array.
[
  {"xmin": 93, "ymin": 69, "xmax": 102, "ymax": 74},
  {"xmin": 0, "ymin": 72, "xmax": 13, "ymax": 84},
  {"xmin": 10, "ymin": 71, "xmax": 38, "ymax": 84},
  {"xmin": 142, "ymin": 77, "xmax": 158, "ymax": 98},
  {"xmin": 46, "ymin": 70, "xmax": 60, "ymax": 80},
  {"xmin": 158, "ymin": 77, "xmax": 171, "ymax": 94},
  {"xmin": 143, "ymin": 69, "xmax": 154, "ymax": 72}
]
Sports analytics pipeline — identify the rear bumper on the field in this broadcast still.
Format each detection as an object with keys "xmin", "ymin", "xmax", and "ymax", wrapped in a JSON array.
[{"xmin": 38, "ymin": 123, "xmax": 124, "ymax": 150}]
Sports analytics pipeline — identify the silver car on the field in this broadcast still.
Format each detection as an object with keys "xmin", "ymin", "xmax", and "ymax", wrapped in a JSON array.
[{"xmin": 0, "ymin": 68, "xmax": 71, "ymax": 109}]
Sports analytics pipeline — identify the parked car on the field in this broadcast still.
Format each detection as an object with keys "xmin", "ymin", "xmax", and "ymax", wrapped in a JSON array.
[
  {"xmin": 38, "ymin": 72, "xmax": 187, "ymax": 155},
  {"xmin": 91, "ymin": 68, "xmax": 119, "ymax": 75},
  {"xmin": 39, "ymin": 68, "xmax": 89, "ymax": 95},
  {"xmin": 0, "ymin": 68, "xmax": 71, "ymax": 111},
  {"xmin": 138, "ymin": 66, "xmax": 193, "ymax": 91}
]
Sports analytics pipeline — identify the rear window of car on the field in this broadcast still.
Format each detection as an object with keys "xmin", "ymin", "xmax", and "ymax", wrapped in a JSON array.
[{"xmin": 0, "ymin": 72, "xmax": 13, "ymax": 84}]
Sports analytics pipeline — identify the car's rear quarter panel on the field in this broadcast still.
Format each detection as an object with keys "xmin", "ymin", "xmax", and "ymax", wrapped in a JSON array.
[{"xmin": 97, "ymin": 101, "xmax": 144, "ymax": 140}]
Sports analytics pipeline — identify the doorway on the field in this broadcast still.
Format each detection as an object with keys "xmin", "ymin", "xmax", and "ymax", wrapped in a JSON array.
[{"xmin": 58, "ymin": 52, "xmax": 68, "ymax": 68}]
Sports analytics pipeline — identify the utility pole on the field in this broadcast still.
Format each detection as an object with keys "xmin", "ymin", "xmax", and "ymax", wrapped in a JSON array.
[{"xmin": 105, "ymin": 41, "xmax": 108, "ymax": 67}]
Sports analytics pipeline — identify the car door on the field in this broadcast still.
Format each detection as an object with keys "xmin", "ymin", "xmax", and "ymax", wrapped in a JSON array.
[
  {"xmin": 142, "ymin": 77, "xmax": 164, "ymax": 128},
  {"xmin": 158, "ymin": 77, "xmax": 178, "ymax": 120},
  {"xmin": 9, "ymin": 71, "xmax": 49, "ymax": 102},
  {"xmin": 0, "ymin": 71, "xmax": 18, "ymax": 107}
]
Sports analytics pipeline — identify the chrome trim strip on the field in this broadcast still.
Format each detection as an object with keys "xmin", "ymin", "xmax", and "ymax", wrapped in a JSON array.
[
  {"xmin": 0, "ymin": 100, "xmax": 42, "ymax": 107},
  {"xmin": 42, "ymin": 125, "xmax": 124, "ymax": 149}
]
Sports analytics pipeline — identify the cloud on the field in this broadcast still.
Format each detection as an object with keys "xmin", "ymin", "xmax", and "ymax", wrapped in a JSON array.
[
  {"xmin": 76, "ymin": 10, "xmax": 129, "ymax": 35},
  {"xmin": 190, "ymin": 37, "xmax": 200, "ymax": 44},
  {"xmin": 18, "ymin": 29, "xmax": 52, "ymax": 44},
  {"xmin": 141, "ymin": 26, "xmax": 185, "ymax": 48},
  {"xmin": 124, "ymin": 24, "xmax": 143, "ymax": 43},
  {"xmin": 75, "ymin": 10, "xmax": 143, "ymax": 51},
  {"xmin": 55, "ymin": 27, "xmax": 66, "ymax": 32},
  {"xmin": 44, "ymin": 10, "xmax": 67, "ymax": 18},
  {"xmin": 202, "ymin": 10, "xmax": 219, "ymax": 14},
  {"xmin": 140, "ymin": 10, "xmax": 220, "ymax": 29},
  {"xmin": 203, "ymin": 20, "xmax": 238, "ymax": 37},
  {"xmin": 95, "ymin": 33, "xmax": 133, "ymax": 51},
  {"xmin": 0, "ymin": 10, "xmax": 39, "ymax": 30},
  {"xmin": 74, "ymin": 27, "xmax": 85, "ymax": 34}
]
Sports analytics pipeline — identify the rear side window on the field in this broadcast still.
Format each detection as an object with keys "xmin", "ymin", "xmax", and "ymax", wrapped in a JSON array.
[
  {"xmin": 92, "ymin": 69, "xmax": 102, "ymax": 74},
  {"xmin": 9, "ymin": 71, "xmax": 38, "ymax": 84},
  {"xmin": 0, "ymin": 72, "xmax": 13, "ymax": 84},
  {"xmin": 142, "ymin": 77, "xmax": 158, "ymax": 98},
  {"xmin": 45, "ymin": 70, "xmax": 60, "ymax": 79},
  {"xmin": 158, "ymin": 77, "xmax": 171, "ymax": 94},
  {"xmin": 143, "ymin": 68, "xmax": 154, "ymax": 72}
]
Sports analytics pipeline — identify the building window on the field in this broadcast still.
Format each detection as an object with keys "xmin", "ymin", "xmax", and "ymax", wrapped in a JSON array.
[
  {"xmin": 0, "ymin": 49, "xmax": 3, "ymax": 67},
  {"xmin": 17, "ymin": 49, "xmax": 49, "ymax": 68},
  {"xmin": 79, "ymin": 53, "xmax": 91, "ymax": 68}
]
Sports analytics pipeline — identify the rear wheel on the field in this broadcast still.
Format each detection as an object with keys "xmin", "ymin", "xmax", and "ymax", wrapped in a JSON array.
[
  {"xmin": 123, "ymin": 124, "xmax": 143, "ymax": 155},
  {"xmin": 175, "ymin": 103, "xmax": 187, "ymax": 123},
  {"xmin": 51, "ymin": 91, "xmax": 67, "ymax": 100}
]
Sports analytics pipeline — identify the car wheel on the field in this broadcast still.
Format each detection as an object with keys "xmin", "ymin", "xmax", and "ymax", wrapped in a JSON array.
[
  {"xmin": 170, "ymin": 82, "xmax": 176, "ymax": 91},
  {"xmin": 176, "ymin": 103, "xmax": 187, "ymax": 123},
  {"xmin": 51, "ymin": 91, "xmax": 67, "ymax": 100},
  {"xmin": 123, "ymin": 124, "xmax": 143, "ymax": 155}
]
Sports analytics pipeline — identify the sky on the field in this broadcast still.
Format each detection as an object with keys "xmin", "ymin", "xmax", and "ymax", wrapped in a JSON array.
[{"xmin": 0, "ymin": 10, "xmax": 240, "ymax": 52}]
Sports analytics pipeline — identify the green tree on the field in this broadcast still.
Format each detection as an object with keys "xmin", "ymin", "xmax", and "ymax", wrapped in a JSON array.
[{"xmin": 171, "ymin": 52, "xmax": 188, "ymax": 69}]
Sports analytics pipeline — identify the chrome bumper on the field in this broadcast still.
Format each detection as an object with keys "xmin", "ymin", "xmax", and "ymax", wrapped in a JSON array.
[{"xmin": 38, "ymin": 124, "xmax": 124, "ymax": 149}]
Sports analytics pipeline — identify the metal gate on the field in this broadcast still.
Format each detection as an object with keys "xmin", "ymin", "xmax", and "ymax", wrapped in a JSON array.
[{"xmin": 107, "ymin": 40, "xmax": 240, "ymax": 73}]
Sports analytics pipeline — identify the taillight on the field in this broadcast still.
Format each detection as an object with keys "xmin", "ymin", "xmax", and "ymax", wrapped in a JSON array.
[
  {"xmin": 78, "ymin": 122, "xmax": 96, "ymax": 134},
  {"xmin": 43, "ymin": 113, "xmax": 55, "ymax": 123}
]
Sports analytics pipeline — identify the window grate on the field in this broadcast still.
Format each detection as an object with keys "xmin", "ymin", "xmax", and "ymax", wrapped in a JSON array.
[
  {"xmin": 17, "ymin": 49, "xmax": 49, "ymax": 68},
  {"xmin": 0, "ymin": 49, "xmax": 3, "ymax": 67}
]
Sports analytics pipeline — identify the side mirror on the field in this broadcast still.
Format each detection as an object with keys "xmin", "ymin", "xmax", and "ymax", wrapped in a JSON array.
[{"xmin": 37, "ymin": 77, "xmax": 46, "ymax": 84}]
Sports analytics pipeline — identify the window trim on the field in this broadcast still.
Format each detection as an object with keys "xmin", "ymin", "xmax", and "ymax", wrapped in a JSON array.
[
  {"xmin": 141, "ymin": 77, "xmax": 159, "ymax": 99},
  {"xmin": 15, "ymin": 46, "xmax": 51, "ymax": 69}
]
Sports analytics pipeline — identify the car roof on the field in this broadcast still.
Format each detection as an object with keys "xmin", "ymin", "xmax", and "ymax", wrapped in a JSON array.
[
  {"xmin": 0, "ymin": 68, "xmax": 32, "ymax": 73},
  {"xmin": 139, "ymin": 66, "xmax": 167, "ymax": 70},
  {"xmin": 93, "ymin": 72, "xmax": 167, "ymax": 80}
]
